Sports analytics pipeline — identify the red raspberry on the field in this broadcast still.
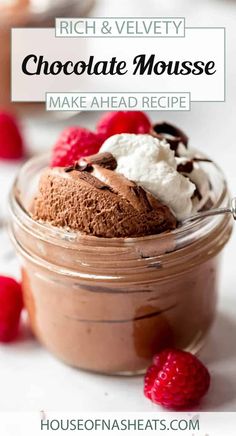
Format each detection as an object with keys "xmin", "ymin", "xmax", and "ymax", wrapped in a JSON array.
[
  {"xmin": 51, "ymin": 127, "xmax": 102, "ymax": 167},
  {"xmin": 0, "ymin": 111, "xmax": 25, "ymax": 159},
  {"xmin": 144, "ymin": 349, "xmax": 210, "ymax": 409},
  {"xmin": 96, "ymin": 111, "xmax": 151, "ymax": 139},
  {"xmin": 0, "ymin": 276, "xmax": 23, "ymax": 342},
  {"xmin": 144, "ymin": 364, "xmax": 159, "ymax": 400}
]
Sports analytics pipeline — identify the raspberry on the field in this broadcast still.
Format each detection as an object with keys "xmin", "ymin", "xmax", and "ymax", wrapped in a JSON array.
[
  {"xmin": 0, "ymin": 111, "xmax": 25, "ymax": 159},
  {"xmin": 51, "ymin": 127, "xmax": 102, "ymax": 167},
  {"xmin": 0, "ymin": 276, "xmax": 23, "ymax": 342},
  {"xmin": 96, "ymin": 111, "xmax": 151, "ymax": 139},
  {"xmin": 144, "ymin": 364, "xmax": 159, "ymax": 400},
  {"xmin": 144, "ymin": 349, "xmax": 210, "ymax": 409}
]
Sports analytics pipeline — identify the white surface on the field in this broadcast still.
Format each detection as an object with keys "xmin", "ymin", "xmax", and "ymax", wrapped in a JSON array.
[{"xmin": 0, "ymin": 0, "xmax": 236, "ymax": 413}]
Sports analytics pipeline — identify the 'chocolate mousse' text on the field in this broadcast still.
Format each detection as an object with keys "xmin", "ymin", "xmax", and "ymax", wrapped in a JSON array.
[{"xmin": 21, "ymin": 54, "xmax": 216, "ymax": 76}]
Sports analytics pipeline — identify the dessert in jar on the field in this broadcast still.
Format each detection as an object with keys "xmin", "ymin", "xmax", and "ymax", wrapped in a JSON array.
[{"xmin": 9, "ymin": 115, "xmax": 233, "ymax": 374}]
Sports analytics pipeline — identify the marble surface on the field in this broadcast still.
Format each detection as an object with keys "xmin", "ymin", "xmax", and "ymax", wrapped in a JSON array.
[{"xmin": 0, "ymin": 0, "xmax": 236, "ymax": 413}]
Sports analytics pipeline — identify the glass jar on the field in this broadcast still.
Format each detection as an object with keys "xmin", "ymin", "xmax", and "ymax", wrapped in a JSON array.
[{"xmin": 9, "ymin": 154, "xmax": 233, "ymax": 374}]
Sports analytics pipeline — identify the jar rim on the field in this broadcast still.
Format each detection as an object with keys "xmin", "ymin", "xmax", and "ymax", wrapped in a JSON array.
[{"xmin": 9, "ymin": 152, "xmax": 230, "ymax": 249}]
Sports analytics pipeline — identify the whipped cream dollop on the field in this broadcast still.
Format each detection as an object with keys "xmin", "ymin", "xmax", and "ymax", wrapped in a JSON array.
[{"xmin": 100, "ymin": 134, "xmax": 196, "ymax": 220}]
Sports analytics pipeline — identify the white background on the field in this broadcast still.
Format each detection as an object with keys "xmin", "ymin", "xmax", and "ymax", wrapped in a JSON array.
[{"xmin": 0, "ymin": 0, "xmax": 236, "ymax": 415}]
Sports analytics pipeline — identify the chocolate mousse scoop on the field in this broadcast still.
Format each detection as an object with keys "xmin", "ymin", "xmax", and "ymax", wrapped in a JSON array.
[{"xmin": 32, "ymin": 153, "xmax": 177, "ymax": 238}]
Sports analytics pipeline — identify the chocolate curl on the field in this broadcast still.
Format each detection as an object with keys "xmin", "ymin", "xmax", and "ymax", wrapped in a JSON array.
[
  {"xmin": 177, "ymin": 157, "xmax": 213, "ymax": 174},
  {"xmin": 64, "ymin": 162, "xmax": 93, "ymax": 173},
  {"xmin": 193, "ymin": 157, "xmax": 212, "ymax": 163},
  {"xmin": 177, "ymin": 160, "xmax": 194, "ymax": 174},
  {"xmin": 80, "ymin": 152, "xmax": 117, "ymax": 170},
  {"xmin": 129, "ymin": 185, "xmax": 153, "ymax": 212},
  {"xmin": 150, "ymin": 121, "xmax": 188, "ymax": 153},
  {"xmin": 64, "ymin": 152, "xmax": 117, "ymax": 174}
]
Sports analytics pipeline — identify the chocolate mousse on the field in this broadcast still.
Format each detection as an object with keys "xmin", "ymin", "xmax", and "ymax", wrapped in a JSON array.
[{"xmin": 32, "ymin": 152, "xmax": 177, "ymax": 238}]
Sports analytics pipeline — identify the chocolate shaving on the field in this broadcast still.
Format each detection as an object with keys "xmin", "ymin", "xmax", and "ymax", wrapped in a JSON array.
[
  {"xmin": 64, "ymin": 153, "xmax": 117, "ymax": 175},
  {"xmin": 129, "ymin": 184, "xmax": 153, "ymax": 212},
  {"xmin": 192, "ymin": 157, "xmax": 212, "ymax": 163},
  {"xmin": 81, "ymin": 152, "xmax": 117, "ymax": 170},
  {"xmin": 64, "ymin": 162, "xmax": 93, "ymax": 173},
  {"xmin": 177, "ymin": 160, "xmax": 194, "ymax": 174},
  {"xmin": 77, "ymin": 171, "xmax": 116, "ymax": 193},
  {"xmin": 178, "ymin": 157, "xmax": 212, "ymax": 174},
  {"xmin": 150, "ymin": 121, "xmax": 188, "ymax": 154}
]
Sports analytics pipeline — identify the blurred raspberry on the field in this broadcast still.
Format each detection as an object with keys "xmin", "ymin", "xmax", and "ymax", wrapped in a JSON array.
[
  {"xmin": 0, "ymin": 111, "xmax": 25, "ymax": 159},
  {"xmin": 0, "ymin": 276, "xmax": 23, "ymax": 342}
]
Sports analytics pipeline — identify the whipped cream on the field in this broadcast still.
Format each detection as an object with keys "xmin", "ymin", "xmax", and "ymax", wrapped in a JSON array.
[{"xmin": 100, "ymin": 133, "xmax": 196, "ymax": 220}]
